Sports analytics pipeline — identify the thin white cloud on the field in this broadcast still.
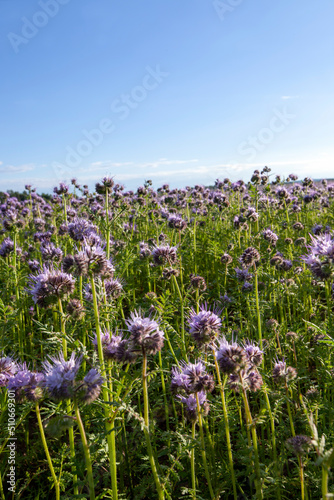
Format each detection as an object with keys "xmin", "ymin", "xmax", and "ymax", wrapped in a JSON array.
[
  {"xmin": 281, "ymin": 95, "xmax": 300, "ymax": 100},
  {"xmin": 0, "ymin": 163, "xmax": 36, "ymax": 174}
]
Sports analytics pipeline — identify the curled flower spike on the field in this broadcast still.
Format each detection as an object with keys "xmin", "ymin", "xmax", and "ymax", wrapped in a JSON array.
[
  {"xmin": 0, "ymin": 356, "xmax": 17, "ymax": 387},
  {"xmin": 215, "ymin": 337, "xmax": 247, "ymax": 374},
  {"xmin": 151, "ymin": 244, "xmax": 178, "ymax": 266},
  {"xmin": 262, "ymin": 228, "xmax": 278, "ymax": 246},
  {"xmin": 243, "ymin": 341, "xmax": 263, "ymax": 367},
  {"xmin": 43, "ymin": 351, "xmax": 103, "ymax": 404},
  {"xmin": 228, "ymin": 367, "xmax": 263, "ymax": 393},
  {"xmin": 177, "ymin": 391, "xmax": 209, "ymax": 423},
  {"xmin": 27, "ymin": 265, "xmax": 75, "ymax": 308},
  {"xmin": 92, "ymin": 331, "xmax": 136, "ymax": 363},
  {"xmin": 79, "ymin": 369, "xmax": 104, "ymax": 404},
  {"xmin": 43, "ymin": 352, "xmax": 82, "ymax": 402},
  {"xmin": 173, "ymin": 360, "xmax": 215, "ymax": 394},
  {"xmin": 7, "ymin": 363, "xmax": 44, "ymax": 402},
  {"xmin": 126, "ymin": 310, "xmax": 164, "ymax": 356},
  {"xmin": 188, "ymin": 304, "xmax": 222, "ymax": 348},
  {"xmin": 235, "ymin": 268, "xmax": 253, "ymax": 282},
  {"xmin": 272, "ymin": 359, "xmax": 297, "ymax": 384},
  {"xmin": 67, "ymin": 217, "xmax": 98, "ymax": 242},
  {"xmin": 239, "ymin": 247, "xmax": 260, "ymax": 268}
]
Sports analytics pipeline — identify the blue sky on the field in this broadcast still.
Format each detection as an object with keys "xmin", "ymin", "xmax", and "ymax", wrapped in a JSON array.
[{"xmin": 1, "ymin": 0, "xmax": 333, "ymax": 192}]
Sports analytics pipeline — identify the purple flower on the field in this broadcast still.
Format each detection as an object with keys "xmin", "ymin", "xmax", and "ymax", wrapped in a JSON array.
[
  {"xmin": 43, "ymin": 352, "xmax": 82, "ymax": 402},
  {"xmin": 40, "ymin": 242, "xmax": 63, "ymax": 262},
  {"xmin": 74, "ymin": 241, "xmax": 108, "ymax": 276},
  {"xmin": 151, "ymin": 244, "xmax": 178, "ymax": 266},
  {"xmin": 235, "ymin": 268, "xmax": 253, "ymax": 282},
  {"xmin": 0, "ymin": 356, "xmax": 17, "ymax": 387},
  {"xmin": 105, "ymin": 278, "xmax": 123, "ymax": 299},
  {"xmin": 170, "ymin": 366, "xmax": 191, "ymax": 393},
  {"xmin": 126, "ymin": 311, "xmax": 164, "ymax": 355},
  {"xmin": 7, "ymin": 363, "xmax": 44, "ymax": 402},
  {"xmin": 177, "ymin": 391, "xmax": 209, "ymax": 422},
  {"xmin": 215, "ymin": 337, "xmax": 247, "ymax": 374},
  {"xmin": 0, "ymin": 238, "xmax": 14, "ymax": 257},
  {"xmin": 262, "ymin": 228, "xmax": 278, "ymax": 246},
  {"xmin": 172, "ymin": 360, "xmax": 215, "ymax": 394},
  {"xmin": 168, "ymin": 214, "xmax": 187, "ymax": 230},
  {"xmin": 80, "ymin": 368, "xmax": 104, "ymax": 404},
  {"xmin": 54, "ymin": 183, "xmax": 69, "ymax": 195},
  {"xmin": 272, "ymin": 359, "xmax": 297, "ymax": 384},
  {"xmin": 243, "ymin": 341, "xmax": 263, "ymax": 367},
  {"xmin": 67, "ymin": 218, "xmax": 98, "ymax": 242},
  {"xmin": 27, "ymin": 266, "xmax": 75, "ymax": 308},
  {"xmin": 188, "ymin": 305, "xmax": 222, "ymax": 347}
]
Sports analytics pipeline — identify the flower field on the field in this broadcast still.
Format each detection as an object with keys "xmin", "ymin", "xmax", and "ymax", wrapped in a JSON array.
[{"xmin": 1, "ymin": 169, "xmax": 334, "ymax": 499}]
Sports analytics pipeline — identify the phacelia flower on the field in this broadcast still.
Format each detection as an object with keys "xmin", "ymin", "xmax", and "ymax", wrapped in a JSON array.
[
  {"xmin": 215, "ymin": 337, "xmax": 247, "ymax": 374},
  {"xmin": 188, "ymin": 305, "xmax": 222, "ymax": 347},
  {"xmin": 151, "ymin": 244, "xmax": 178, "ymax": 266},
  {"xmin": 272, "ymin": 359, "xmax": 297, "ymax": 384},
  {"xmin": 80, "ymin": 369, "xmax": 104, "ymax": 404},
  {"xmin": 172, "ymin": 360, "xmax": 215, "ymax": 394},
  {"xmin": 239, "ymin": 247, "xmax": 260, "ymax": 268},
  {"xmin": 178, "ymin": 391, "xmax": 210, "ymax": 423},
  {"xmin": 243, "ymin": 341, "xmax": 263, "ymax": 367},
  {"xmin": 0, "ymin": 356, "xmax": 17, "ymax": 387},
  {"xmin": 189, "ymin": 274, "xmax": 207, "ymax": 292},
  {"xmin": 27, "ymin": 266, "xmax": 75, "ymax": 308},
  {"xmin": 126, "ymin": 311, "xmax": 164, "ymax": 355},
  {"xmin": 7, "ymin": 363, "xmax": 44, "ymax": 402},
  {"xmin": 263, "ymin": 228, "xmax": 278, "ymax": 246},
  {"xmin": 43, "ymin": 352, "xmax": 82, "ymax": 402}
]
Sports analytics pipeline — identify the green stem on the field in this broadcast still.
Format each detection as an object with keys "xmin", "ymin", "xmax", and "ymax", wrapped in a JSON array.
[
  {"xmin": 286, "ymin": 385, "xmax": 296, "ymax": 437},
  {"xmin": 35, "ymin": 403, "xmax": 60, "ymax": 500},
  {"xmin": 240, "ymin": 378, "xmax": 263, "ymax": 499},
  {"xmin": 298, "ymin": 456, "xmax": 305, "ymax": 500},
  {"xmin": 74, "ymin": 401, "xmax": 95, "ymax": 500},
  {"xmin": 322, "ymin": 465, "xmax": 329, "ymax": 500},
  {"xmin": 191, "ymin": 422, "xmax": 197, "ymax": 499},
  {"xmin": 90, "ymin": 275, "xmax": 118, "ymax": 500},
  {"xmin": 105, "ymin": 190, "xmax": 110, "ymax": 260},
  {"xmin": 142, "ymin": 352, "xmax": 165, "ymax": 500},
  {"xmin": 263, "ymin": 387, "xmax": 281, "ymax": 499},
  {"xmin": 171, "ymin": 274, "xmax": 187, "ymax": 360},
  {"xmin": 213, "ymin": 355, "xmax": 237, "ymax": 500},
  {"xmin": 254, "ymin": 265, "xmax": 262, "ymax": 350},
  {"xmin": 58, "ymin": 298, "xmax": 67, "ymax": 359},
  {"xmin": 195, "ymin": 393, "xmax": 215, "ymax": 500},
  {"xmin": 58, "ymin": 298, "xmax": 78, "ymax": 495}
]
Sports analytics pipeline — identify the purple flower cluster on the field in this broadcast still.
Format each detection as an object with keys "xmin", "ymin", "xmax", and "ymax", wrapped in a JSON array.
[
  {"xmin": 43, "ymin": 351, "xmax": 103, "ymax": 404},
  {"xmin": 215, "ymin": 338, "xmax": 263, "ymax": 392},
  {"xmin": 187, "ymin": 304, "xmax": 222, "ymax": 348},
  {"xmin": 6, "ymin": 362, "xmax": 44, "ymax": 402},
  {"xmin": 27, "ymin": 266, "xmax": 75, "ymax": 308},
  {"xmin": 0, "ymin": 356, "xmax": 18, "ymax": 387},
  {"xmin": 301, "ymin": 232, "xmax": 334, "ymax": 280},
  {"xmin": 126, "ymin": 311, "xmax": 164, "ymax": 356},
  {"xmin": 171, "ymin": 360, "xmax": 213, "ymax": 422}
]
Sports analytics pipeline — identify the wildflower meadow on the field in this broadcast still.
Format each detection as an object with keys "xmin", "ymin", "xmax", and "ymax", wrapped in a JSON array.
[{"xmin": 1, "ymin": 168, "xmax": 334, "ymax": 499}]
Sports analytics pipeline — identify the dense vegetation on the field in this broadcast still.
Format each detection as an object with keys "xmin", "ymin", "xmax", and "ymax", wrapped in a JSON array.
[{"xmin": 0, "ymin": 169, "xmax": 334, "ymax": 499}]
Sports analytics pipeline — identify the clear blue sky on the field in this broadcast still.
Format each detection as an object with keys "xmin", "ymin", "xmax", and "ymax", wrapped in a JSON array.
[{"xmin": 1, "ymin": 0, "xmax": 333, "ymax": 192}]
